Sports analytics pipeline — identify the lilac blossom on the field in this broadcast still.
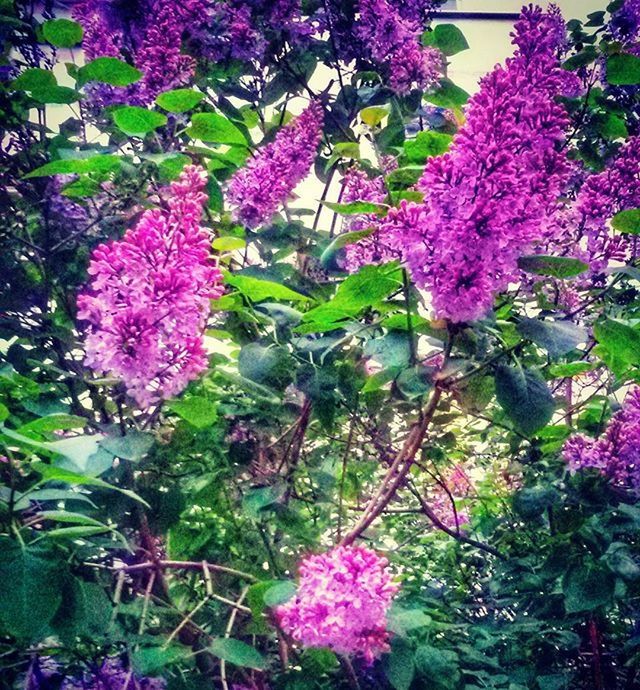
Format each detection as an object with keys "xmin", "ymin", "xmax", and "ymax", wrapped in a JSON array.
[
  {"xmin": 387, "ymin": 5, "xmax": 578, "ymax": 322},
  {"xmin": 226, "ymin": 101, "xmax": 324, "ymax": 228},
  {"xmin": 610, "ymin": 0, "xmax": 640, "ymax": 42},
  {"xmin": 77, "ymin": 165, "xmax": 224, "ymax": 409},
  {"xmin": 563, "ymin": 388, "xmax": 640, "ymax": 493},
  {"xmin": 429, "ymin": 464, "xmax": 472, "ymax": 531},
  {"xmin": 356, "ymin": 0, "xmax": 443, "ymax": 94},
  {"xmin": 276, "ymin": 545, "xmax": 399, "ymax": 663},
  {"xmin": 73, "ymin": 0, "xmax": 206, "ymax": 105}
]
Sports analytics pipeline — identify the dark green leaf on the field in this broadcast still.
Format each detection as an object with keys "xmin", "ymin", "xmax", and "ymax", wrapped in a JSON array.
[
  {"xmin": 209, "ymin": 638, "xmax": 266, "ymax": 670},
  {"xmin": 384, "ymin": 638, "xmax": 415, "ymax": 690},
  {"xmin": 594, "ymin": 318, "xmax": 640, "ymax": 367},
  {"xmin": 607, "ymin": 53, "xmax": 640, "ymax": 85},
  {"xmin": 100, "ymin": 431, "xmax": 154, "ymax": 461},
  {"xmin": 563, "ymin": 563, "xmax": 615, "ymax": 613},
  {"xmin": 495, "ymin": 365, "xmax": 554, "ymax": 436},
  {"xmin": 517, "ymin": 318, "xmax": 587, "ymax": 358},
  {"xmin": 422, "ymin": 24, "xmax": 469, "ymax": 55}
]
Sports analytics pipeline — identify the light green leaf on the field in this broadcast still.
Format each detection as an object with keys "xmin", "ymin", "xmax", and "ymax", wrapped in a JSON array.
[
  {"xmin": 611, "ymin": 208, "xmax": 640, "ymax": 235},
  {"xmin": 113, "ymin": 106, "xmax": 167, "ymax": 136},
  {"xmin": 42, "ymin": 18, "xmax": 83, "ymax": 47},
  {"xmin": 187, "ymin": 112, "xmax": 247, "ymax": 145},
  {"xmin": 422, "ymin": 23, "xmax": 469, "ymax": 55},
  {"xmin": 156, "ymin": 88, "xmax": 204, "ymax": 113},
  {"xmin": 78, "ymin": 57, "xmax": 142, "ymax": 87},
  {"xmin": 168, "ymin": 397, "xmax": 218, "ymax": 429},
  {"xmin": 226, "ymin": 273, "xmax": 310, "ymax": 303},
  {"xmin": 517, "ymin": 255, "xmax": 589, "ymax": 279}
]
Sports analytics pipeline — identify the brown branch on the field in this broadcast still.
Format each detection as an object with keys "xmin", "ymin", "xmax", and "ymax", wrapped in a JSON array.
[{"xmin": 113, "ymin": 560, "xmax": 258, "ymax": 583}]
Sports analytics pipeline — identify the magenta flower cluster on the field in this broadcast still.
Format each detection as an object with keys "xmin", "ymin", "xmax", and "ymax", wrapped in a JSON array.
[
  {"xmin": 356, "ymin": 0, "xmax": 442, "ymax": 94},
  {"xmin": 563, "ymin": 388, "xmax": 640, "ymax": 493},
  {"xmin": 77, "ymin": 165, "xmax": 224, "ymax": 409},
  {"xmin": 73, "ymin": 0, "xmax": 206, "ymax": 104},
  {"xmin": 429, "ymin": 464, "xmax": 472, "ymax": 531},
  {"xmin": 276, "ymin": 545, "xmax": 399, "ymax": 662},
  {"xmin": 226, "ymin": 101, "xmax": 324, "ymax": 228}
]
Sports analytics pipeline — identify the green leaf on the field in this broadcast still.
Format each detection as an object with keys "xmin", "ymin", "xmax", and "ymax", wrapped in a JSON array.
[
  {"xmin": 42, "ymin": 18, "xmax": 83, "ymax": 47},
  {"xmin": 604, "ymin": 543, "xmax": 640, "ymax": 581},
  {"xmin": 187, "ymin": 112, "xmax": 247, "ymax": 145},
  {"xmin": 42, "ymin": 525, "xmax": 112, "ymax": 539},
  {"xmin": 12, "ymin": 67, "xmax": 56, "ymax": 91},
  {"xmin": 403, "ymin": 131, "xmax": 452, "ymax": 164},
  {"xmin": 242, "ymin": 484, "xmax": 286, "ymax": 519},
  {"xmin": 517, "ymin": 255, "xmax": 589, "ymax": 279},
  {"xmin": 495, "ymin": 365, "xmax": 554, "ymax": 436},
  {"xmin": 320, "ymin": 227, "xmax": 377, "ymax": 269},
  {"xmin": 100, "ymin": 431, "xmax": 155, "ymax": 461},
  {"xmin": 209, "ymin": 638, "xmax": 266, "ymax": 670},
  {"xmin": 51, "ymin": 578, "xmax": 111, "ymax": 642},
  {"xmin": 384, "ymin": 638, "xmax": 415, "ymax": 690},
  {"xmin": 424, "ymin": 78, "xmax": 470, "ymax": 111},
  {"xmin": 132, "ymin": 645, "xmax": 193, "ymax": 674},
  {"xmin": 607, "ymin": 53, "xmax": 640, "ymax": 85},
  {"xmin": 31, "ymin": 461, "xmax": 150, "ymax": 507},
  {"xmin": 238, "ymin": 344, "xmax": 294, "ymax": 390},
  {"xmin": 212, "ymin": 236, "xmax": 246, "ymax": 251},
  {"xmin": 78, "ymin": 57, "xmax": 142, "ymax": 87},
  {"xmin": 414, "ymin": 645, "xmax": 460, "ymax": 690},
  {"xmin": 422, "ymin": 24, "xmax": 469, "ymax": 55},
  {"xmin": 387, "ymin": 605, "xmax": 431, "ymax": 636},
  {"xmin": 113, "ymin": 106, "xmax": 167, "ymax": 136},
  {"xmin": 594, "ymin": 318, "xmax": 640, "ymax": 367},
  {"xmin": 263, "ymin": 580, "xmax": 296, "ymax": 606},
  {"xmin": 600, "ymin": 113, "xmax": 628, "ymax": 140},
  {"xmin": 18, "ymin": 413, "xmax": 86, "ymax": 435},
  {"xmin": 156, "ymin": 88, "xmax": 204, "ymax": 113},
  {"xmin": 513, "ymin": 487, "xmax": 559, "ymax": 519},
  {"xmin": 611, "ymin": 208, "xmax": 640, "ymax": 235},
  {"xmin": 23, "ymin": 154, "xmax": 121, "ymax": 179},
  {"xmin": 226, "ymin": 274, "xmax": 310, "ymax": 303},
  {"xmin": 29, "ymin": 85, "xmax": 80, "ymax": 104},
  {"xmin": 359, "ymin": 105, "xmax": 390, "ymax": 127},
  {"xmin": 548, "ymin": 361, "xmax": 595, "ymax": 378},
  {"xmin": 321, "ymin": 200, "xmax": 387, "ymax": 216},
  {"xmin": 0, "ymin": 538, "xmax": 65, "ymax": 641},
  {"xmin": 517, "ymin": 318, "xmax": 587, "ymax": 358},
  {"xmin": 563, "ymin": 563, "xmax": 615, "ymax": 613},
  {"xmin": 168, "ymin": 396, "xmax": 218, "ymax": 429}
]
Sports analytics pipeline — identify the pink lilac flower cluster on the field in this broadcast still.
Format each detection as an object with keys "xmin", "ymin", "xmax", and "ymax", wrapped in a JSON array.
[
  {"xmin": 429, "ymin": 464, "xmax": 472, "ymax": 531},
  {"xmin": 574, "ymin": 136, "xmax": 640, "ymax": 272},
  {"xmin": 563, "ymin": 388, "xmax": 640, "ymax": 493},
  {"xmin": 351, "ymin": 5, "xmax": 576, "ymax": 323},
  {"xmin": 356, "ymin": 0, "xmax": 443, "ymax": 94},
  {"xmin": 276, "ymin": 545, "xmax": 399, "ymax": 663},
  {"xmin": 77, "ymin": 165, "xmax": 224, "ymax": 409},
  {"xmin": 226, "ymin": 101, "xmax": 324, "ymax": 228},
  {"xmin": 73, "ymin": 0, "xmax": 206, "ymax": 104}
]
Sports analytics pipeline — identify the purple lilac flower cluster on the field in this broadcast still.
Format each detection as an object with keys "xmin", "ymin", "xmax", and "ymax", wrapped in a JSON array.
[
  {"xmin": 356, "ymin": 0, "xmax": 443, "ymax": 94},
  {"xmin": 276, "ymin": 545, "xmax": 399, "ymax": 663},
  {"xmin": 73, "ymin": 0, "xmax": 207, "ymax": 104},
  {"xmin": 574, "ymin": 135, "xmax": 640, "ymax": 271},
  {"xmin": 345, "ymin": 5, "xmax": 575, "ymax": 322},
  {"xmin": 610, "ymin": 0, "xmax": 640, "ymax": 41},
  {"xmin": 563, "ymin": 388, "xmax": 640, "ymax": 493},
  {"xmin": 340, "ymin": 165, "xmax": 402, "ymax": 272},
  {"xmin": 226, "ymin": 101, "xmax": 324, "ymax": 228},
  {"xmin": 27, "ymin": 657, "xmax": 164, "ymax": 690},
  {"xmin": 77, "ymin": 166, "xmax": 224, "ymax": 409},
  {"xmin": 193, "ymin": 0, "xmax": 312, "ymax": 63}
]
